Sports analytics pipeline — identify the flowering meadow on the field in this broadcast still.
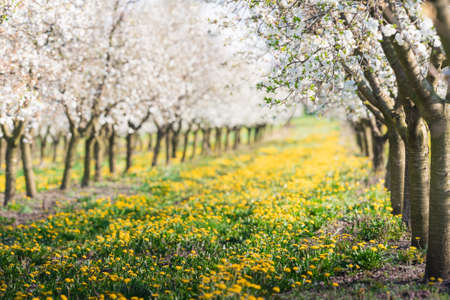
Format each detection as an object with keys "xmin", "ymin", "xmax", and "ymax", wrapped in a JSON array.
[
  {"xmin": 0, "ymin": 119, "xmax": 442, "ymax": 300},
  {"xmin": 2, "ymin": 0, "xmax": 450, "ymax": 283}
]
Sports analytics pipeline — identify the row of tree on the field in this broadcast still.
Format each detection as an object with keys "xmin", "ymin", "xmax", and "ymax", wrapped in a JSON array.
[
  {"xmin": 0, "ymin": 1, "xmax": 292, "ymax": 204},
  {"xmin": 0, "ymin": 122, "xmax": 272, "ymax": 205},
  {"xmin": 213, "ymin": 0, "xmax": 450, "ymax": 280}
]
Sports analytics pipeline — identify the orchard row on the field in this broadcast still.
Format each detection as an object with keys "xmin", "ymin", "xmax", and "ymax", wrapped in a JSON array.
[
  {"xmin": 212, "ymin": 0, "xmax": 450, "ymax": 280},
  {"xmin": 0, "ymin": 1, "xmax": 291, "ymax": 203}
]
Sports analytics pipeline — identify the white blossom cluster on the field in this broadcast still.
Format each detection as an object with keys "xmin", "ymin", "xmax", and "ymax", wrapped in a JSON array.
[
  {"xmin": 0, "ymin": 0, "xmax": 289, "ymax": 142},
  {"xmin": 207, "ymin": 0, "xmax": 447, "ymax": 120}
]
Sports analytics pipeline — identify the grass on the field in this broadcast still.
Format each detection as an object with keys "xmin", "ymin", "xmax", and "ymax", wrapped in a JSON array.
[{"xmin": 0, "ymin": 117, "xmax": 448, "ymax": 300}]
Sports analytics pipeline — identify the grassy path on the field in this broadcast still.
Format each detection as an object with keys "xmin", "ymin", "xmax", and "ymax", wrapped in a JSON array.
[{"xmin": 0, "ymin": 119, "xmax": 448, "ymax": 299}]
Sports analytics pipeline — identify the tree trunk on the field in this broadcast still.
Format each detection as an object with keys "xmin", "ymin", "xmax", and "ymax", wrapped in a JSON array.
[
  {"xmin": 165, "ymin": 129, "xmax": 171, "ymax": 165},
  {"xmin": 354, "ymin": 126, "xmax": 364, "ymax": 153},
  {"xmin": 237, "ymin": 127, "xmax": 242, "ymax": 146},
  {"xmin": 81, "ymin": 134, "xmax": 95, "ymax": 188},
  {"xmin": 63, "ymin": 136, "xmax": 68, "ymax": 151},
  {"xmin": 406, "ymin": 119, "xmax": 430, "ymax": 248},
  {"xmin": 358, "ymin": 122, "xmax": 369, "ymax": 157},
  {"xmin": 387, "ymin": 130, "xmax": 405, "ymax": 216},
  {"xmin": 403, "ymin": 149, "xmax": 411, "ymax": 228},
  {"xmin": 125, "ymin": 133, "xmax": 134, "ymax": 173},
  {"xmin": 171, "ymin": 129, "xmax": 180, "ymax": 159},
  {"xmin": 361, "ymin": 127, "xmax": 369, "ymax": 156},
  {"xmin": 363, "ymin": 123, "xmax": 373, "ymax": 158},
  {"xmin": 247, "ymin": 127, "xmax": 252, "ymax": 145},
  {"xmin": 4, "ymin": 138, "xmax": 19, "ymax": 206},
  {"xmin": 233, "ymin": 128, "xmax": 240, "ymax": 150},
  {"xmin": 52, "ymin": 137, "xmax": 60, "ymax": 163},
  {"xmin": 40, "ymin": 136, "xmax": 47, "ymax": 165},
  {"xmin": 255, "ymin": 126, "xmax": 261, "ymax": 143},
  {"xmin": 28, "ymin": 139, "xmax": 33, "ymax": 157},
  {"xmin": 385, "ymin": 156, "xmax": 391, "ymax": 191},
  {"xmin": 204, "ymin": 129, "xmax": 211, "ymax": 155},
  {"xmin": 102, "ymin": 135, "xmax": 109, "ymax": 158},
  {"xmin": 94, "ymin": 138, "xmax": 102, "ymax": 182},
  {"xmin": 108, "ymin": 130, "xmax": 116, "ymax": 174},
  {"xmin": 224, "ymin": 127, "xmax": 230, "ymax": 151},
  {"xmin": 0, "ymin": 138, "xmax": 3, "ymax": 170},
  {"xmin": 20, "ymin": 137, "xmax": 37, "ymax": 198},
  {"xmin": 190, "ymin": 130, "xmax": 198, "ymax": 160},
  {"xmin": 60, "ymin": 133, "xmax": 79, "ymax": 190},
  {"xmin": 215, "ymin": 128, "xmax": 222, "ymax": 154},
  {"xmin": 201, "ymin": 129, "xmax": 207, "ymax": 156},
  {"xmin": 372, "ymin": 135, "xmax": 386, "ymax": 175},
  {"xmin": 181, "ymin": 129, "xmax": 190, "ymax": 163},
  {"xmin": 152, "ymin": 129, "xmax": 163, "ymax": 167},
  {"xmin": 425, "ymin": 117, "xmax": 450, "ymax": 279}
]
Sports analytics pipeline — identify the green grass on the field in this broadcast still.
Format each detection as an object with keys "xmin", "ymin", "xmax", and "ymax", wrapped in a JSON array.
[{"xmin": 0, "ymin": 117, "xmax": 448, "ymax": 300}]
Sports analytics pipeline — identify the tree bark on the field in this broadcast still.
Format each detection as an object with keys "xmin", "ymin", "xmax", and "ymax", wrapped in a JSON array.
[
  {"xmin": 0, "ymin": 138, "xmax": 3, "ymax": 170},
  {"xmin": 379, "ymin": 12, "xmax": 449, "ymax": 277},
  {"xmin": 233, "ymin": 127, "xmax": 240, "ymax": 150},
  {"xmin": 202, "ymin": 128, "xmax": 211, "ymax": 155},
  {"xmin": 52, "ymin": 136, "xmax": 60, "ymax": 163},
  {"xmin": 353, "ymin": 125, "xmax": 364, "ymax": 153},
  {"xmin": 94, "ymin": 138, "xmax": 102, "ymax": 182},
  {"xmin": 20, "ymin": 137, "xmax": 37, "ymax": 198},
  {"xmin": 385, "ymin": 156, "xmax": 391, "ymax": 191},
  {"xmin": 425, "ymin": 117, "xmax": 450, "ymax": 279},
  {"xmin": 247, "ymin": 127, "xmax": 252, "ymax": 145},
  {"xmin": 165, "ymin": 129, "xmax": 171, "ymax": 165},
  {"xmin": 361, "ymin": 126, "xmax": 369, "ymax": 156},
  {"xmin": 4, "ymin": 138, "xmax": 19, "ymax": 206},
  {"xmin": 357, "ymin": 121, "xmax": 370, "ymax": 157},
  {"xmin": 224, "ymin": 127, "xmax": 230, "ymax": 151},
  {"xmin": 171, "ymin": 128, "xmax": 180, "ymax": 159},
  {"xmin": 356, "ymin": 131, "xmax": 364, "ymax": 153},
  {"xmin": 181, "ymin": 129, "xmax": 190, "ymax": 163},
  {"xmin": 40, "ymin": 135, "xmax": 48, "ymax": 165},
  {"xmin": 152, "ymin": 129, "xmax": 163, "ymax": 167},
  {"xmin": 430, "ymin": 0, "xmax": 450, "ymax": 59},
  {"xmin": 363, "ymin": 122, "xmax": 374, "ymax": 158},
  {"xmin": 102, "ymin": 135, "xmax": 109, "ymax": 159},
  {"xmin": 63, "ymin": 135, "xmax": 68, "ymax": 151},
  {"xmin": 237, "ymin": 127, "xmax": 242, "ymax": 146},
  {"xmin": 60, "ymin": 133, "xmax": 79, "ymax": 190},
  {"xmin": 403, "ymin": 148, "xmax": 411, "ymax": 228},
  {"xmin": 201, "ymin": 129, "xmax": 207, "ymax": 156},
  {"xmin": 190, "ymin": 130, "xmax": 198, "ymax": 160},
  {"xmin": 108, "ymin": 130, "xmax": 116, "ymax": 175},
  {"xmin": 125, "ymin": 133, "xmax": 134, "ymax": 173},
  {"xmin": 255, "ymin": 126, "xmax": 261, "ymax": 142},
  {"xmin": 387, "ymin": 130, "xmax": 405, "ymax": 216},
  {"xmin": 215, "ymin": 127, "xmax": 222, "ymax": 154},
  {"xmin": 81, "ymin": 134, "xmax": 95, "ymax": 188},
  {"xmin": 406, "ymin": 119, "xmax": 430, "ymax": 248},
  {"xmin": 372, "ymin": 134, "xmax": 386, "ymax": 175}
]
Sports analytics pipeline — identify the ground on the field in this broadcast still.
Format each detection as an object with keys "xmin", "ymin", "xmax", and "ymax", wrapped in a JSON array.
[{"xmin": 0, "ymin": 117, "xmax": 448, "ymax": 299}]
